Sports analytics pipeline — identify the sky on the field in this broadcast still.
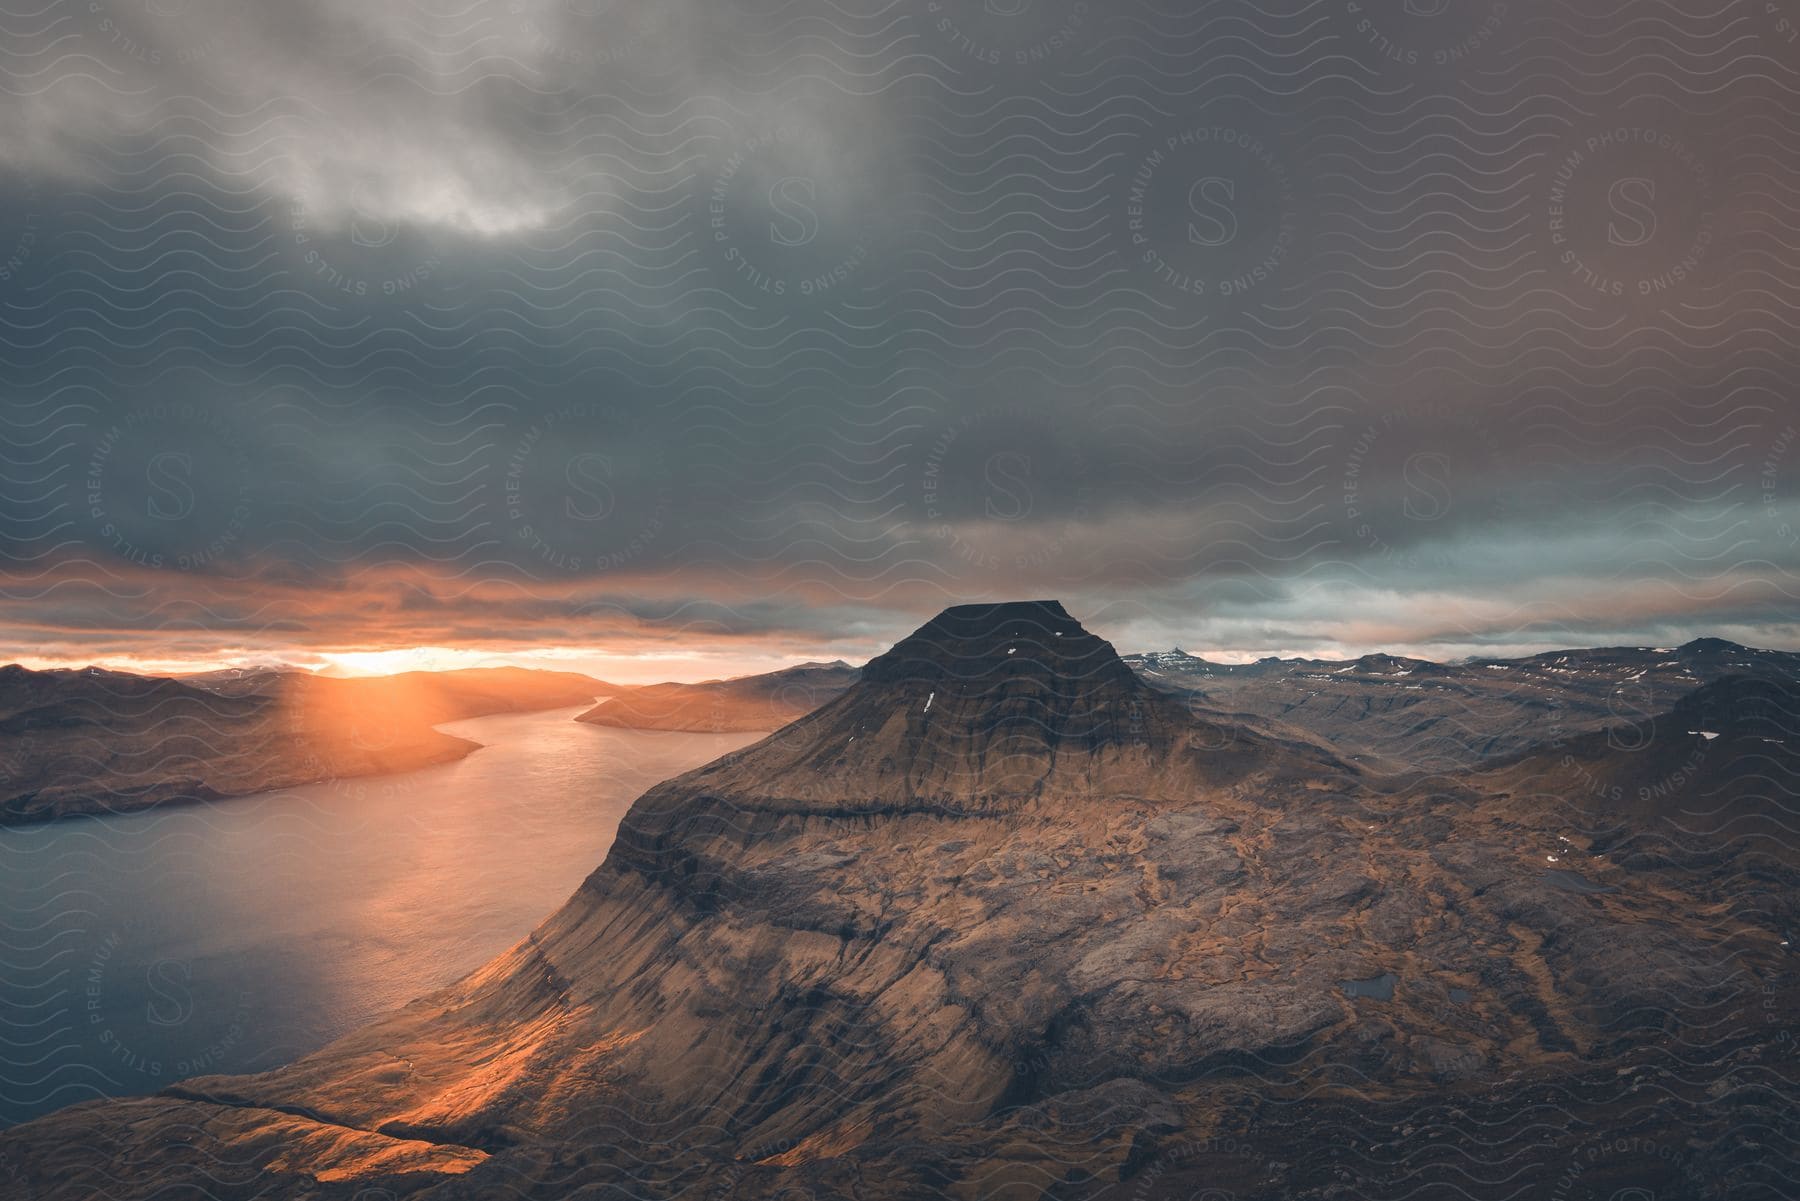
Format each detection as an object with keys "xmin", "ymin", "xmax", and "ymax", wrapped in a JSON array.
[{"xmin": 1, "ymin": 0, "xmax": 1798, "ymax": 682}]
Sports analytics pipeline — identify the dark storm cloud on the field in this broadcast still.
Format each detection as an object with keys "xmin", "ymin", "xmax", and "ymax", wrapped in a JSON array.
[{"xmin": 1, "ymin": 0, "xmax": 1797, "ymax": 664}]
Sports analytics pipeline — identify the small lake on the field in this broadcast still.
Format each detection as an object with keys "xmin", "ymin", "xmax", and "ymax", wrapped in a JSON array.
[{"xmin": 0, "ymin": 707, "xmax": 761, "ymax": 1128}]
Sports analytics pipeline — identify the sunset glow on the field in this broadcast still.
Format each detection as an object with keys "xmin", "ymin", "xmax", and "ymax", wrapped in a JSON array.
[
  {"xmin": 2, "ymin": 2, "xmax": 1799, "ymax": 1198},
  {"xmin": 6, "ymin": 645, "xmax": 833, "ymax": 687}
]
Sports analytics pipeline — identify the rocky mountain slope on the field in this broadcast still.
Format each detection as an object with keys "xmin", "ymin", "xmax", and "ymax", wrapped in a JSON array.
[
  {"xmin": 1125, "ymin": 637, "xmax": 1800, "ymax": 773},
  {"xmin": 575, "ymin": 660, "xmax": 858, "ymax": 732},
  {"xmin": 0, "ymin": 665, "xmax": 608, "ymax": 825},
  {"xmin": 3, "ymin": 601, "xmax": 1792, "ymax": 1199}
]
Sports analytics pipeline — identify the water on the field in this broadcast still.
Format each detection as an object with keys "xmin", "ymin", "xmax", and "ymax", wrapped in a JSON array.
[
  {"xmin": 1341, "ymin": 972, "xmax": 1399, "ymax": 1001},
  {"xmin": 0, "ymin": 706, "xmax": 760, "ymax": 1128}
]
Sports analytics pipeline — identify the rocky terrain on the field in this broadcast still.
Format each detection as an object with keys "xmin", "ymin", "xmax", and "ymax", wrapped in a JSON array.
[
  {"xmin": 575, "ymin": 660, "xmax": 858, "ymax": 733},
  {"xmin": 1126, "ymin": 637, "xmax": 1800, "ymax": 774},
  {"xmin": 0, "ymin": 665, "xmax": 608, "ymax": 825},
  {"xmin": 2, "ymin": 601, "xmax": 1793, "ymax": 1199}
]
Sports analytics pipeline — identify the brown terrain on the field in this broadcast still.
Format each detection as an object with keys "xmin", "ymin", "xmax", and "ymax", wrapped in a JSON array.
[
  {"xmin": 1127, "ymin": 637, "xmax": 1800, "ymax": 773},
  {"xmin": 0, "ymin": 665, "xmax": 609, "ymax": 825},
  {"xmin": 0, "ymin": 654, "xmax": 865, "ymax": 827},
  {"xmin": 2, "ymin": 600, "xmax": 1794, "ymax": 1200},
  {"xmin": 575, "ymin": 660, "xmax": 859, "ymax": 732}
]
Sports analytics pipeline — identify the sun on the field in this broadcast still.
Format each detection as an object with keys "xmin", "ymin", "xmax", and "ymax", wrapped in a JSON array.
[{"xmin": 312, "ymin": 646, "xmax": 520, "ymax": 677}]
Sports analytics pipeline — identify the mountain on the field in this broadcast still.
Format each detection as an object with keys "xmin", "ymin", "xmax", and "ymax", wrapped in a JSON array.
[
  {"xmin": 0, "ymin": 665, "xmax": 610, "ymax": 825},
  {"xmin": 295, "ymin": 667, "xmax": 618, "ymax": 726},
  {"xmin": 575, "ymin": 660, "xmax": 859, "ymax": 732},
  {"xmin": 1124, "ymin": 637, "xmax": 1800, "ymax": 773},
  {"xmin": 180, "ymin": 665, "xmax": 616, "ymax": 716},
  {"xmin": 177, "ymin": 664, "xmax": 307, "ymax": 693},
  {"xmin": 4, "ymin": 602, "xmax": 1790, "ymax": 1200},
  {"xmin": 1474, "ymin": 673, "xmax": 1800, "ymax": 833}
]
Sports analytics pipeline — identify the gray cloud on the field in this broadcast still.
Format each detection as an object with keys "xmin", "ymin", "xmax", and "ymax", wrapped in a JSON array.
[{"xmin": 1, "ymin": 0, "xmax": 1797, "ymax": 669}]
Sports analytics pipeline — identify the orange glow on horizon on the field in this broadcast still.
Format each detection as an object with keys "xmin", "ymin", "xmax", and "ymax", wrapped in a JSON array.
[
  {"xmin": 6, "ymin": 643, "xmax": 848, "ymax": 686},
  {"xmin": 0, "ymin": 557, "xmax": 884, "ymax": 683}
]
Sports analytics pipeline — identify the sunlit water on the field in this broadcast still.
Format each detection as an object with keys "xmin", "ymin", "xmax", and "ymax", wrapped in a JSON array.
[{"xmin": 0, "ymin": 707, "xmax": 760, "ymax": 1127}]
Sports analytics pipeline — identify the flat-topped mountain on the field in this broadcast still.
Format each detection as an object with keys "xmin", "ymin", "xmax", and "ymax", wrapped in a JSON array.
[
  {"xmin": 605, "ymin": 602, "xmax": 1348, "ymax": 845},
  {"xmin": 4, "ymin": 602, "xmax": 1789, "ymax": 1200},
  {"xmin": 0, "ymin": 665, "xmax": 610, "ymax": 825},
  {"xmin": 1125, "ymin": 637, "xmax": 1800, "ymax": 772}
]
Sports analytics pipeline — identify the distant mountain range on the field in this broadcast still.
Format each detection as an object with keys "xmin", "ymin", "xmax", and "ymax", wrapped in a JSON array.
[
  {"xmin": 574, "ymin": 660, "xmax": 859, "ymax": 732},
  {"xmin": 1123, "ymin": 637, "xmax": 1800, "ymax": 772},
  {"xmin": 6, "ymin": 602, "xmax": 1791, "ymax": 1199},
  {"xmin": 0, "ymin": 665, "xmax": 607, "ymax": 825},
  {"xmin": 570, "ymin": 634, "xmax": 1800, "ymax": 765},
  {"xmin": 0, "ymin": 658, "xmax": 865, "ymax": 825},
  {"xmin": 6, "ymin": 634, "xmax": 1795, "ymax": 827}
]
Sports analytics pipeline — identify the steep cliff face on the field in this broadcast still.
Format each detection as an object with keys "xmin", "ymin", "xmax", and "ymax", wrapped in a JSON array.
[{"xmin": 3, "ymin": 604, "xmax": 1792, "ymax": 1200}]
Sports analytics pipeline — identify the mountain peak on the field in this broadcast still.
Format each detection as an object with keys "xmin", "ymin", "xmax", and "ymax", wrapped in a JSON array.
[
  {"xmin": 631, "ymin": 602, "xmax": 1338, "ymax": 814},
  {"xmin": 1679, "ymin": 637, "xmax": 1749, "ymax": 655},
  {"xmin": 861, "ymin": 600, "xmax": 1137, "ymax": 693}
]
